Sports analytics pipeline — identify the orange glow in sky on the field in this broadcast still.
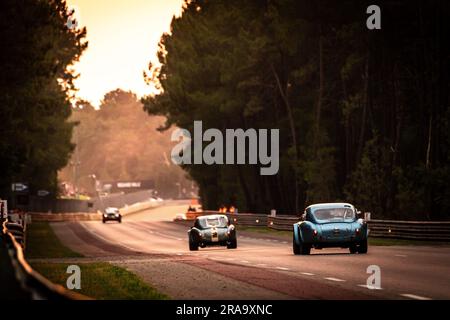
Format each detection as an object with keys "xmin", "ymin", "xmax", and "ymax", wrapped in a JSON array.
[{"xmin": 67, "ymin": 0, "xmax": 184, "ymax": 107}]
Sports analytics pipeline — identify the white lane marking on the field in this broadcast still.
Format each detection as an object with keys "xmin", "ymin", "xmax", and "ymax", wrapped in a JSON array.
[
  {"xmin": 358, "ymin": 284, "xmax": 383, "ymax": 290},
  {"xmin": 177, "ymin": 238, "xmax": 183, "ymax": 241},
  {"xmin": 240, "ymin": 260, "xmax": 250, "ymax": 263},
  {"xmin": 176, "ymin": 253, "xmax": 183, "ymax": 256},
  {"xmin": 282, "ymin": 241, "xmax": 288, "ymax": 244},
  {"xmin": 324, "ymin": 277, "xmax": 346, "ymax": 282},
  {"xmin": 301, "ymin": 272, "xmax": 315, "ymax": 276},
  {"xmin": 276, "ymin": 267, "xmax": 290, "ymax": 271},
  {"xmin": 400, "ymin": 294, "xmax": 432, "ymax": 300},
  {"xmin": 395, "ymin": 254, "xmax": 407, "ymax": 257},
  {"xmin": 226, "ymin": 257, "xmax": 235, "ymax": 261},
  {"xmin": 256, "ymin": 263, "xmax": 267, "ymax": 267}
]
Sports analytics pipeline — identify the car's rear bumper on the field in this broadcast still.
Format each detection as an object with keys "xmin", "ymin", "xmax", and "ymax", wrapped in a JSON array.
[
  {"xmin": 103, "ymin": 216, "xmax": 121, "ymax": 221},
  {"xmin": 310, "ymin": 239, "xmax": 366, "ymax": 249}
]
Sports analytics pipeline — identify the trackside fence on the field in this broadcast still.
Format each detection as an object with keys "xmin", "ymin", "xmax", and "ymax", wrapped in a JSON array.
[
  {"xmin": 1, "ymin": 220, "xmax": 90, "ymax": 300},
  {"xmin": 183, "ymin": 211, "xmax": 450, "ymax": 241}
]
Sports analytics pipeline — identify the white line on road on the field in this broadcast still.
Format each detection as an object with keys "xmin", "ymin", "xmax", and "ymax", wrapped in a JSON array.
[
  {"xmin": 324, "ymin": 277, "xmax": 346, "ymax": 282},
  {"xmin": 256, "ymin": 263, "xmax": 267, "ymax": 267},
  {"xmin": 276, "ymin": 267, "xmax": 290, "ymax": 271},
  {"xmin": 301, "ymin": 272, "xmax": 315, "ymax": 276},
  {"xmin": 240, "ymin": 260, "xmax": 250, "ymax": 263},
  {"xmin": 394, "ymin": 254, "xmax": 407, "ymax": 257},
  {"xmin": 358, "ymin": 284, "xmax": 382, "ymax": 290},
  {"xmin": 400, "ymin": 293, "xmax": 432, "ymax": 300}
]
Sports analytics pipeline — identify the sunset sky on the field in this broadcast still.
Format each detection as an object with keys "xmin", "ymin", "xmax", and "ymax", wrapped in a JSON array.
[{"xmin": 67, "ymin": 0, "xmax": 184, "ymax": 107}]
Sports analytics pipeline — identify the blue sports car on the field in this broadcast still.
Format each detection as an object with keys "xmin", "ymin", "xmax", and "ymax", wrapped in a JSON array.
[{"xmin": 293, "ymin": 203, "xmax": 368, "ymax": 255}]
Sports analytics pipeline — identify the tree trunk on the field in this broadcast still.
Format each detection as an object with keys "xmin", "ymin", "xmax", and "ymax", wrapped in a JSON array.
[
  {"xmin": 315, "ymin": 28, "xmax": 324, "ymax": 149},
  {"xmin": 271, "ymin": 64, "xmax": 299, "ymax": 213},
  {"xmin": 357, "ymin": 55, "xmax": 369, "ymax": 161}
]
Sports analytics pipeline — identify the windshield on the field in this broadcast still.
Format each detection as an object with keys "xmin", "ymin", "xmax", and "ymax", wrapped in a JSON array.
[
  {"xmin": 312, "ymin": 208, "xmax": 355, "ymax": 223},
  {"xmin": 198, "ymin": 216, "xmax": 228, "ymax": 228}
]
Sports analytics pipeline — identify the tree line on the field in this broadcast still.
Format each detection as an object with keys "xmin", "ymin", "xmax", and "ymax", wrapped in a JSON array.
[
  {"xmin": 143, "ymin": 0, "xmax": 450, "ymax": 219},
  {"xmin": 59, "ymin": 90, "xmax": 192, "ymax": 198},
  {"xmin": 0, "ymin": 0, "xmax": 87, "ymax": 198}
]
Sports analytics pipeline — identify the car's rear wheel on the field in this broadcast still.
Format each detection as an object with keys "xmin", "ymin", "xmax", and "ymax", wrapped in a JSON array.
[
  {"xmin": 293, "ymin": 234, "xmax": 310, "ymax": 255},
  {"xmin": 227, "ymin": 235, "xmax": 237, "ymax": 249},
  {"xmin": 102, "ymin": 219, "xmax": 106, "ymax": 224},
  {"xmin": 301, "ymin": 243, "xmax": 311, "ymax": 255},
  {"xmin": 118, "ymin": 217, "xmax": 122, "ymax": 223},
  {"xmin": 293, "ymin": 234, "xmax": 301, "ymax": 255},
  {"xmin": 189, "ymin": 236, "xmax": 199, "ymax": 251},
  {"xmin": 357, "ymin": 240, "xmax": 368, "ymax": 254},
  {"xmin": 349, "ymin": 245, "xmax": 357, "ymax": 254}
]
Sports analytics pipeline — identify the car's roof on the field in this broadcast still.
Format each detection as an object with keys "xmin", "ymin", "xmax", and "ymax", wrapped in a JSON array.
[
  {"xmin": 105, "ymin": 207, "xmax": 119, "ymax": 212},
  {"xmin": 306, "ymin": 203, "xmax": 354, "ymax": 210},
  {"xmin": 197, "ymin": 214, "xmax": 228, "ymax": 220}
]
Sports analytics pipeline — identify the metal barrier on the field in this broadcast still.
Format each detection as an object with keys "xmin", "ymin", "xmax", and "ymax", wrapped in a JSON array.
[
  {"xmin": 182, "ymin": 211, "xmax": 450, "ymax": 241},
  {"xmin": 1, "ymin": 220, "xmax": 90, "ymax": 300},
  {"xmin": 267, "ymin": 216, "xmax": 299, "ymax": 231},
  {"xmin": 368, "ymin": 220, "xmax": 450, "ymax": 241}
]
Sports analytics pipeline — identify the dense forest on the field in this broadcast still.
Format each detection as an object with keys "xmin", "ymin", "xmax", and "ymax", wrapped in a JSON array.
[
  {"xmin": 59, "ymin": 90, "xmax": 192, "ymax": 198},
  {"xmin": 0, "ymin": 0, "xmax": 87, "ymax": 197},
  {"xmin": 143, "ymin": 0, "xmax": 450, "ymax": 219}
]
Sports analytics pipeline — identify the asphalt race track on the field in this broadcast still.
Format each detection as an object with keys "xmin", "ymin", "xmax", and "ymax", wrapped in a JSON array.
[{"xmin": 49, "ymin": 201, "xmax": 450, "ymax": 300}]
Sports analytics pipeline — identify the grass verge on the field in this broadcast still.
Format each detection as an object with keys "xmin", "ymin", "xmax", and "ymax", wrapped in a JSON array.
[
  {"xmin": 26, "ymin": 222, "xmax": 82, "ymax": 259},
  {"xmin": 237, "ymin": 225, "xmax": 292, "ymax": 237},
  {"xmin": 32, "ymin": 262, "xmax": 169, "ymax": 300}
]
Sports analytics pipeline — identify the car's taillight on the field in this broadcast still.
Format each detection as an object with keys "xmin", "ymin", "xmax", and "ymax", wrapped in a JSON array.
[
  {"xmin": 355, "ymin": 228, "xmax": 360, "ymax": 234},
  {"xmin": 313, "ymin": 229, "xmax": 318, "ymax": 236}
]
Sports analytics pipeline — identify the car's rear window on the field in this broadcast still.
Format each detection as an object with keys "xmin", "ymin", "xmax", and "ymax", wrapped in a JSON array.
[
  {"xmin": 312, "ymin": 208, "xmax": 355, "ymax": 223},
  {"xmin": 198, "ymin": 216, "xmax": 228, "ymax": 228}
]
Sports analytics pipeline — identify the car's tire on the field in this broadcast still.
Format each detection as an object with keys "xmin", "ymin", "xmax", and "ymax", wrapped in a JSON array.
[
  {"xmin": 349, "ymin": 245, "xmax": 357, "ymax": 254},
  {"xmin": 357, "ymin": 240, "xmax": 368, "ymax": 254},
  {"xmin": 118, "ymin": 217, "xmax": 122, "ymax": 223},
  {"xmin": 189, "ymin": 236, "xmax": 199, "ymax": 251},
  {"xmin": 293, "ymin": 234, "xmax": 301, "ymax": 255},
  {"xmin": 293, "ymin": 234, "xmax": 310, "ymax": 255},
  {"xmin": 227, "ymin": 235, "xmax": 237, "ymax": 249},
  {"xmin": 102, "ymin": 219, "xmax": 106, "ymax": 224},
  {"xmin": 301, "ymin": 243, "xmax": 311, "ymax": 255}
]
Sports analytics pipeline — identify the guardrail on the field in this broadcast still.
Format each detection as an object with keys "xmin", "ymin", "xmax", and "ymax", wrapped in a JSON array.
[
  {"xmin": 182, "ymin": 211, "xmax": 450, "ymax": 241},
  {"xmin": 267, "ymin": 215, "xmax": 299, "ymax": 231},
  {"xmin": 368, "ymin": 220, "xmax": 450, "ymax": 241},
  {"xmin": 1, "ymin": 220, "xmax": 90, "ymax": 300}
]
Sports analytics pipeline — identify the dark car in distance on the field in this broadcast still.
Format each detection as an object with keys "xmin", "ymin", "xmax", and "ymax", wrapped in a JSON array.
[{"xmin": 102, "ymin": 207, "xmax": 122, "ymax": 223}]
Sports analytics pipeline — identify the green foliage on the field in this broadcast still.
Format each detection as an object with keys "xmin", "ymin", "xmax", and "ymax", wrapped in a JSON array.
[
  {"xmin": 32, "ymin": 262, "xmax": 169, "ymax": 300},
  {"xmin": 345, "ymin": 135, "xmax": 391, "ymax": 218},
  {"xmin": 0, "ymin": 0, "xmax": 87, "ymax": 197},
  {"xmin": 26, "ymin": 222, "xmax": 83, "ymax": 259},
  {"xmin": 59, "ymin": 90, "xmax": 192, "ymax": 198},
  {"xmin": 143, "ymin": 0, "xmax": 449, "ymax": 219}
]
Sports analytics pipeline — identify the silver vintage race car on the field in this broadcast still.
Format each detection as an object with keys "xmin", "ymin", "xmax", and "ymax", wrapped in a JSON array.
[
  {"xmin": 188, "ymin": 214, "xmax": 237, "ymax": 251},
  {"xmin": 102, "ymin": 207, "xmax": 122, "ymax": 223}
]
